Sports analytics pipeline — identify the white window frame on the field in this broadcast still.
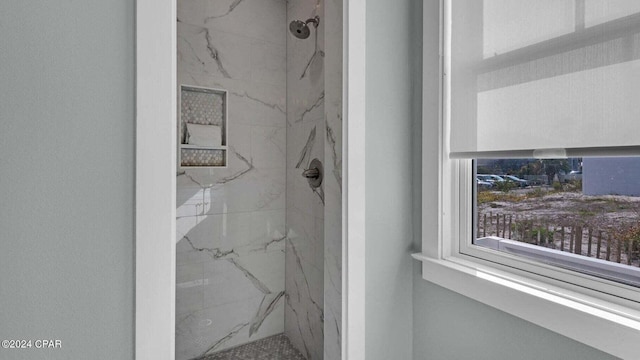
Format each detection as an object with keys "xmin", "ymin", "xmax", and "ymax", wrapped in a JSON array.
[{"xmin": 413, "ymin": 1, "xmax": 640, "ymax": 358}]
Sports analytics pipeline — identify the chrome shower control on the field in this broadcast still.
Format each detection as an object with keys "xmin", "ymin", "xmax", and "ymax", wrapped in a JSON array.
[
  {"xmin": 302, "ymin": 168, "xmax": 320, "ymax": 179},
  {"xmin": 302, "ymin": 158, "xmax": 323, "ymax": 189}
]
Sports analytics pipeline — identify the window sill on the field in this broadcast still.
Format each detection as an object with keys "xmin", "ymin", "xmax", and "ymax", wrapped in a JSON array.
[
  {"xmin": 412, "ymin": 252, "xmax": 640, "ymax": 359},
  {"xmin": 475, "ymin": 236, "xmax": 640, "ymax": 288}
]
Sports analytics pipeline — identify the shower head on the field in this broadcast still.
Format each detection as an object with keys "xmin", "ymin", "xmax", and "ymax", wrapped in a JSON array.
[
  {"xmin": 289, "ymin": 16, "xmax": 320, "ymax": 39},
  {"xmin": 289, "ymin": 20, "xmax": 311, "ymax": 39}
]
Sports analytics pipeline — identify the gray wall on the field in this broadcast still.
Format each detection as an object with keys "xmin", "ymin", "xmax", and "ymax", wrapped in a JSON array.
[
  {"xmin": 412, "ymin": 279, "xmax": 619, "ymax": 360},
  {"xmin": 412, "ymin": 1, "xmax": 618, "ymax": 359},
  {"xmin": 0, "ymin": 1, "xmax": 134, "ymax": 359},
  {"xmin": 365, "ymin": 0, "xmax": 417, "ymax": 358}
]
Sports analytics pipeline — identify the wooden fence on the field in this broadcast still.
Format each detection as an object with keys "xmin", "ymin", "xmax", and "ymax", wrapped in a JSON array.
[{"xmin": 477, "ymin": 212, "xmax": 640, "ymax": 267}]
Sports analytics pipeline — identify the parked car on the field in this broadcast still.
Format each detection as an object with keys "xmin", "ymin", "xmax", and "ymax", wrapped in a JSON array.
[
  {"xmin": 564, "ymin": 170, "xmax": 582, "ymax": 182},
  {"xmin": 477, "ymin": 174, "xmax": 505, "ymax": 183},
  {"xmin": 476, "ymin": 177, "xmax": 494, "ymax": 189},
  {"xmin": 501, "ymin": 175, "xmax": 530, "ymax": 187}
]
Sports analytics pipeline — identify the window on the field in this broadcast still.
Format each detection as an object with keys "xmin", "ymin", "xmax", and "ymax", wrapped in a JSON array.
[
  {"xmin": 450, "ymin": 0, "xmax": 640, "ymax": 297},
  {"xmin": 473, "ymin": 157, "xmax": 640, "ymax": 289},
  {"xmin": 414, "ymin": 1, "xmax": 640, "ymax": 358}
]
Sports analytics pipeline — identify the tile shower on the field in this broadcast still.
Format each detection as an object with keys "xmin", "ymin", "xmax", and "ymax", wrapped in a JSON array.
[{"xmin": 174, "ymin": 0, "xmax": 342, "ymax": 359}]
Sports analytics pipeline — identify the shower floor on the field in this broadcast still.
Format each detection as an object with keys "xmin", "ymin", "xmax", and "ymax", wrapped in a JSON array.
[{"xmin": 200, "ymin": 334, "xmax": 305, "ymax": 360}]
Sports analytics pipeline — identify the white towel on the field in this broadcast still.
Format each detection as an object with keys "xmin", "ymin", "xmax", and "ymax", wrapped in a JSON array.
[{"xmin": 186, "ymin": 123, "xmax": 222, "ymax": 147}]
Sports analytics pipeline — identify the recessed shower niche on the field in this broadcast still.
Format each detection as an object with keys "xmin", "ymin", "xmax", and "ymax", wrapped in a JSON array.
[{"xmin": 179, "ymin": 85, "xmax": 228, "ymax": 168}]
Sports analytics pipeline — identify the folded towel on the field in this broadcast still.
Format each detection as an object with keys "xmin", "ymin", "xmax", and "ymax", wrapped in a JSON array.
[{"xmin": 186, "ymin": 123, "xmax": 222, "ymax": 147}]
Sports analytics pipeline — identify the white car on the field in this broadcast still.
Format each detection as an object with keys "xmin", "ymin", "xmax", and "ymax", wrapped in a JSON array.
[
  {"xmin": 477, "ymin": 174, "xmax": 505, "ymax": 183},
  {"xmin": 476, "ymin": 177, "xmax": 494, "ymax": 189},
  {"xmin": 501, "ymin": 175, "xmax": 530, "ymax": 187}
]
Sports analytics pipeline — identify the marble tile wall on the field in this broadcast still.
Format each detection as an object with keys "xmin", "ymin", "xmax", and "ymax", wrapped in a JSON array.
[
  {"xmin": 176, "ymin": 1, "xmax": 342, "ymax": 359},
  {"xmin": 175, "ymin": 1, "xmax": 287, "ymax": 359},
  {"xmin": 285, "ymin": 1, "xmax": 326, "ymax": 360},
  {"xmin": 323, "ymin": 1, "xmax": 343, "ymax": 359}
]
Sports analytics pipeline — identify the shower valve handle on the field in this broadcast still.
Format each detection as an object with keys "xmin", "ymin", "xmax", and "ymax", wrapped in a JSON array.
[
  {"xmin": 302, "ymin": 167, "xmax": 320, "ymax": 179},
  {"xmin": 302, "ymin": 159, "xmax": 323, "ymax": 189}
]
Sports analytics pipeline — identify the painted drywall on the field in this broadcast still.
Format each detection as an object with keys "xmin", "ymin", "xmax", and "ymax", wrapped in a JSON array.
[
  {"xmin": 0, "ymin": 1, "xmax": 134, "ymax": 359},
  {"xmin": 365, "ymin": 0, "xmax": 417, "ymax": 359},
  {"xmin": 412, "ymin": 1, "xmax": 619, "ymax": 359},
  {"xmin": 412, "ymin": 274, "xmax": 620, "ymax": 360}
]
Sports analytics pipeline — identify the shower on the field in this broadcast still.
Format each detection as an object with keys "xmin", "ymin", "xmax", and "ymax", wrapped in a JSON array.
[
  {"xmin": 175, "ymin": 0, "xmax": 341, "ymax": 359},
  {"xmin": 289, "ymin": 16, "xmax": 320, "ymax": 39}
]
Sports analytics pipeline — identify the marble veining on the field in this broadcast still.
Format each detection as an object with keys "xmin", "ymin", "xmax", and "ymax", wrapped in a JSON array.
[
  {"xmin": 313, "ymin": 186, "xmax": 325, "ymax": 206},
  {"xmin": 202, "ymin": 27, "xmax": 232, "ymax": 78},
  {"xmin": 287, "ymin": 239, "xmax": 324, "ymax": 316},
  {"xmin": 176, "ymin": 0, "xmax": 287, "ymax": 358},
  {"xmin": 205, "ymin": 0, "xmax": 245, "ymax": 22},
  {"xmin": 177, "ymin": 147, "xmax": 254, "ymax": 188},
  {"xmin": 285, "ymin": 0, "xmax": 326, "ymax": 358},
  {"xmin": 322, "ymin": 0, "xmax": 343, "ymax": 359},
  {"xmin": 295, "ymin": 92, "xmax": 324, "ymax": 124},
  {"xmin": 179, "ymin": 232, "xmax": 285, "ymax": 262},
  {"xmin": 236, "ymin": 90, "xmax": 286, "ymax": 114},
  {"xmin": 178, "ymin": 30, "xmax": 208, "ymax": 69},
  {"xmin": 183, "ymin": 235, "xmax": 239, "ymax": 260},
  {"xmin": 285, "ymin": 296, "xmax": 311, "ymax": 359},
  {"xmin": 178, "ymin": 75, "xmax": 286, "ymax": 127},
  {"xmin": 250, "ymin": 291, "xmax": 285, "ymax": 336},
  {"xmin": 179, "ymin": 0, "xmax": 286, "ymax": 45},
  {"xmin": 218, "ymin": 148, "xmax": 255, "ymax": 183},
  {"xmin": 326, "ymin": 118, "xmax": 342, "ymax": 190},
  {"xmin": 228, "ymin": 258, "xmax": 272, "ymax": 295},
  {"xmin": 255, "ymin": 234, "xmax": 288, "ymax": 253},
  {"xmin": 175, "ymin": 240, "xmax": 286, "ymax": 358},
  {"xmin": 300, "ymin": 45, "xmax": 325, "ymax": 80},
  {"xmin": 178, "ymin": 21, "xmax": 233, "ymax": 79},
  {"xmin": 294, "ymin": 126, "xmax": 316, "ymax": 169},
  {"xmin": 200, "ymin": 322, "xmax": 251, "ymax": 357},
  {"xmin": 177, "ymin": 0, "xmax": 342, "ymax": 358}
]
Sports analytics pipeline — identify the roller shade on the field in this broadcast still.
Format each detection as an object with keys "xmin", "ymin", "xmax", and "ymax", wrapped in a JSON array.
[{"xmin": 449, "ymin": 0, "xmax": 640, "ymax": 159}]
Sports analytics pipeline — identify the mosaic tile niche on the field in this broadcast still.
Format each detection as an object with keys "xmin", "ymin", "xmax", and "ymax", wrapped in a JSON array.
[{"xmin": 180, "ymin": 85, "xmax": 228, "ymax": 168}]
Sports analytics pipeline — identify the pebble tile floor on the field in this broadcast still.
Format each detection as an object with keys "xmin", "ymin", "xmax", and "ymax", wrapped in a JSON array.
[{"xmin": 200, "ymin": 334, "xmax": 306, "ymax": 360}]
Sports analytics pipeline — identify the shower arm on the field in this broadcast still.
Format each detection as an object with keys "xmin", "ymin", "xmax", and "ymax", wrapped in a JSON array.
[{"xmin": 305, "ymin": 16, "xmax": 320, "ymax": 28}]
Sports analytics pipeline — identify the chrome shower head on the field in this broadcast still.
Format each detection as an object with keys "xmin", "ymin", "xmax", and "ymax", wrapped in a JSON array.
[
  {"xmin": 289, "ymin": 20, "xmax": 311, "ymax": 39},
  {"xmin": 289, "ymin": 16, "xmax": 320, "ymax": 39}
]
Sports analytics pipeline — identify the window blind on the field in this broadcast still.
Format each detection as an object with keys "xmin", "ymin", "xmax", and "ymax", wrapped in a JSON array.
[{"xmin": 449, "ymin": 0, "xmax": 640, "ymax": 159}]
